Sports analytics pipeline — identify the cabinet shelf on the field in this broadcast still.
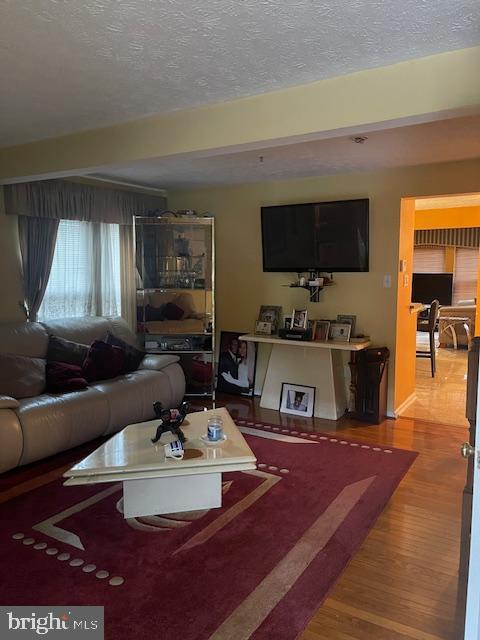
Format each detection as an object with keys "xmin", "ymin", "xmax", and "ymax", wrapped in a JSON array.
[{"xmin": 135, "ymin": 215, "xmax": 215, "ymax": 402}]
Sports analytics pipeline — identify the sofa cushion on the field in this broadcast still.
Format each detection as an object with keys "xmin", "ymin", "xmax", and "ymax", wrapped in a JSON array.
[
  {"xmin": 0, "ymin": 353, "xmax": 45, "ymax": 398},
  {"xmin": 17, "ymin": 387, "xmax": 110, "ymax": 465},
  {"xmin": 47, "ymin": 335, "xmax": 89, "ymax": 367},
  {"xmin": 46, "ymin": 361, "xmax": 88, "ymax": 393},
  {"xmin": 104, "ymin": 331, "xmax": 144, "ymax": 372},
  {"xmin": 91, "ymin": 367, "xmax": 184, "ymax": 435},
  {"xmin": 0, "ymin": 322, "xmax": 48, "ymax": 358},
  {"xmin": 82, "ymin": 340, "xmax": 126, "ymax": 382}
]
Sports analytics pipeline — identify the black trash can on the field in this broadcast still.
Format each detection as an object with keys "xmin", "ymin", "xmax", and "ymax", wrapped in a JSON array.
[{"xmin": 350, "ymin": 347, "xmax": 389, "ymax": 424}]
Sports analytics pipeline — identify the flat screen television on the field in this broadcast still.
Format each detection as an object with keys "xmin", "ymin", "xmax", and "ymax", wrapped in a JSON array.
[
  {"xmin": 411, "ymin": 273, "xmax": 453, "ymax": 306},
  {"xmin": 261, "ymin": 199, "xmax": 369, "ymax": 272}
]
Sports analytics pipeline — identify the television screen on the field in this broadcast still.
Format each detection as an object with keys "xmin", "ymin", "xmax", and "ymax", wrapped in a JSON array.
[
  {"xmin": 261, "ymin": 199, "xmax": 369, "ymax": 272},
  {"xmin": 411, "ymin": 273, "xmax": 453, "ymax": 306}
]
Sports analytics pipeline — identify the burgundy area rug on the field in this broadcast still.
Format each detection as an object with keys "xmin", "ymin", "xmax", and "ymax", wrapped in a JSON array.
[{"xmin": 0, "ymin": 420, "xmax": 417, "ymax": 640}]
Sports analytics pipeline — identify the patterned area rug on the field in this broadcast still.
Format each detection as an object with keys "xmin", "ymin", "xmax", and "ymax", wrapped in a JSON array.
[{"xmin": 0, "ymin": 421, "xmax": 417, "ymax": 639}]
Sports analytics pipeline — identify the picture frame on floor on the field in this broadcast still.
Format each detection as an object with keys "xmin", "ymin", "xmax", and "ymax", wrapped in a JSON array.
[
  {"xmin": 216, "ymin": 331, "xmax": 257, "ymax": 396},
  {"xmin": 280, "ymin": 383, "xmax": 315, "ymax": 417}
]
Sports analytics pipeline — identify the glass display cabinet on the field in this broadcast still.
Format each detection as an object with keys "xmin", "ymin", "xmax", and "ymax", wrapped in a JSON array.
[{"xmin": 135, "ymin": 216, "xmax": 215, "ymax": 401}]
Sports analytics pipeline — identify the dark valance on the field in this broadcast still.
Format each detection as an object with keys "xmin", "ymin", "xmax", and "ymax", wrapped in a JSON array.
[
  {"xmin": 414, "ymin": 227, "xmax": 480, "ymax": 249},
  {"xmin": 4, "ymin": 179, "xmax": 167, "ymax": 225}
]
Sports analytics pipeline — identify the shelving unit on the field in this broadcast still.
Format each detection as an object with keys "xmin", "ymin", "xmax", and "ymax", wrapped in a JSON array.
[{"xmin": 135, "ymin": 216, "xmax": 215, "ymax": 403}]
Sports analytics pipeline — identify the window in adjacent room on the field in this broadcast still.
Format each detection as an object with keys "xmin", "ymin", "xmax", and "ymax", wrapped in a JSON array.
[
  {"xmin": 413, "ymin": 246, "xmax": 446, "ymax": 273},
  {"xmin": 453, "ymin": 247, "xmax": 479, "ymax": 305},
  {"xmin": 38, "ymin": 220, "xmax": 121, "ymax": 320}
]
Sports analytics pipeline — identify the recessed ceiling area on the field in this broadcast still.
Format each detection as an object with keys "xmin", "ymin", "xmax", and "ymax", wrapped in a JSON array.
[
  {"xmin": 1, "ymin": 0, "xmax": 480, "ymax": 147},
  {"xmin": 88, "ymin": 114, "xmax": 480, "ymax": 190},
  {"xmin": 416, "ymin": 193, "xmax": 480, "ymax": 209}
]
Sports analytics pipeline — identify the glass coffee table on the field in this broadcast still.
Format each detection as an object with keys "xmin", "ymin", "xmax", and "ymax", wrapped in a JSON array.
[{"xmin": 63, "ymin": 408, "xmax": 256, "ymax": 518}]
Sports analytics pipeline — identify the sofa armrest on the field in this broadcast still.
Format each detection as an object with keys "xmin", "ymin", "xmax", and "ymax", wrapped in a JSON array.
[
  {"xmin": 0, "ymin": 395, "xmax": 20, "ymax": 409},
  {"xmin": 138, "ymin": 354, "xmax": 180, "ymax": 371},
  {"xmin": 0, "ymin": 408, "xmax": 23, "ymax": 472}
]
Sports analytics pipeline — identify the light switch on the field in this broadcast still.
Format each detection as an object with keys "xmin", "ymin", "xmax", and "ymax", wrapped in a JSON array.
[{"xmin": 383, "ymin": 274, "xmax": 391, "ymax": 288}]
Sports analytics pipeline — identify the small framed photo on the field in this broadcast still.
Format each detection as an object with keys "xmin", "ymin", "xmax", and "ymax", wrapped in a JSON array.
[
  {"xmin": 284, "ymin": 317, "xmax": 292, "ymax": 329},
  {"xmin": 330, "ymin": 322, "xmax": 351, "ymax": 342},
  {"xmin": 255, "ymin": 320, "xmax": 272, "ymax": 335},
  {"xmin": 280, "ymin": 383, "xmax": 315, "ymax": 417},
  {"xmin": 258, "ymin": 306, "xmax": 282, "ymax": 334},
  {"xmin": 337, "ymin": 314, "xmax": 356, "ymax": 337},
  {"xmin": 313, "ymin": 320, "xmax": 330, "ymax": 341},
  {"xmin": 291, "ymin": 308, "xmax": 308, "ymax": 329}
]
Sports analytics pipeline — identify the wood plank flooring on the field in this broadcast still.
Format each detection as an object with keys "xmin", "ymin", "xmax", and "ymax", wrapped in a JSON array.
[
  {"xmin": 0, "ymin": 396, "xmax": 468, "ymax": 640},
  {"xmin": 214, "ymin": 396, "xmax": 467, "ymax": 640}
]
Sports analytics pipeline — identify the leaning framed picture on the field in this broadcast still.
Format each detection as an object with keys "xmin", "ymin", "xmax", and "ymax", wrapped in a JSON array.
[
  {"xmin": 329, "ymin": 322, "xmax": 351, "ymax": 342},
  {"xmin": 258, "ymin": 305, "xmax": 282, "ymax": 334},
  {"xmin": 313, "ymin": 320, "xmax": 330, "ymax": 341},
  {"xmin": 280, "ymin": 383, "xmax": 315, "ymax": 417},
  {"xmin": 291, "ymin": 308, "xmax": 308, "ymax": 329},
  {"xmin": 216, "ymin": 331, "xmax": 257, "ymax": 396},
  {"xmin": 337, "ymin": 314, "xmax": 356, "ymax": 337}
]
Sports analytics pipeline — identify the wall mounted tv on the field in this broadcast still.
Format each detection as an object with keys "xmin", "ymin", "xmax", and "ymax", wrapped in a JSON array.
[
  {"xmin": 261, "ymin": 199, "xmax": 369, "ymax": 272},
  {"xmin": 411, "ymin": 273, "xmax": 453, "ymax": 306}
]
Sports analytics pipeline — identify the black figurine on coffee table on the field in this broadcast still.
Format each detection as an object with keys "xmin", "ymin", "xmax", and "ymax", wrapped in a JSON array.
[{"xmin": 151, "ymin": 401, "xmax": 190, "ymax": 444}]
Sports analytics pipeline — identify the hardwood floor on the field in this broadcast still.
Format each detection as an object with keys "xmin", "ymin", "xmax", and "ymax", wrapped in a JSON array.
[
  {"xmin": 0, "ymin": 396, "xmax": 468, "ymax": 640},
  {"xmin": 401, "ymin": 334, "xmax": 469, "ymax": 428},
  {"xmin": 214, "ymin": 396, "xmax": 467, "ymax": 640}
]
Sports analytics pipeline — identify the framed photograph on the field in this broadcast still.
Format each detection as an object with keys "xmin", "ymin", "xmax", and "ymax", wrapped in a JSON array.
[
  {"xmin": 291, "ymin": 308, "xmax": 308, "ymax": 329},
  {"xmin": 337, "ymin": 315, "xmax": 356, "ymax": 337},
  {"xmin": 313, "ymin": 320, "xmax": 330, "ymax": 341},
  {"xmin": 255, "ymin": 320, "xmax": 272, "ymax": 335},
  {"xmin": 258, "ymin": 306, "xmax": 282, "ymax": 334},
  {"xmin": 280, "ymin": 383, "xmax": 315, "ymax": 417},
  {"xmin": 329, "ymin": 322, "xmax": 351, "ymax": 342},
  {"xmin": 216, "ymin": 331, "xmax": 257, "ymax": 396},
  {"xmin": 284, "ymin": 317, "xmax": 292, "ymax": 329}
]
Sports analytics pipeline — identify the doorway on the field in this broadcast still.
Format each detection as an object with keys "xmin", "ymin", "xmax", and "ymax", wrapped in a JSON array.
[{"xmin": 394, "ymin": 194, "xmax": 480, "ymax": 426}]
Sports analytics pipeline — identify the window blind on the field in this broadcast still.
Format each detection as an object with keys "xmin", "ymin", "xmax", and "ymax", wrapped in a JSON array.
[
  {"xmin": 453, "ymin": 247, "xmax": 479, "ymax": 304},
  {"xmin": 413, "ymin": 247, "xmax": 446, "ymax": 273}
]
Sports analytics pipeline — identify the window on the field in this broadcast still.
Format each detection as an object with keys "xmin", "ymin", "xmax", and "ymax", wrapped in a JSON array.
[
  {"xmin": 413, "ymin": 247, "xmax": 446, "ymax": 273},
  {"xmin": 453, "ymin": 247, "xmax": 479, "ymax": 304},
  {"xmin": 38, "ymin": 220, "xmax": 121, "ymax": 321}
]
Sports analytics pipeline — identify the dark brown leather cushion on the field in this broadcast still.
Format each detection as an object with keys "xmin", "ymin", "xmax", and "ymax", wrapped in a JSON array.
[
  {"xmin": 47, "ymin": 335, "xmax": 89, "ymax": 367},
  {"xmin": 104, "ymin": 332, "xmax": 145, "ymax": 372}
]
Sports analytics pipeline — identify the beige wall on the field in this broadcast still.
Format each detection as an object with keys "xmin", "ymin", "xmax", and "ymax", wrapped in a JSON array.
[
  {"xmin": 169, "ymin": 158, "xmax": 480, "ymax": 414},
  {"xmin": 0, "ymin": 187, "xmax": 24, "ymax": 322}
]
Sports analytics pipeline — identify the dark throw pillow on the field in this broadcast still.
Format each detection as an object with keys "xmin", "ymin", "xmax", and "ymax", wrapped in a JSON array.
[
  {"xmin": 47, "ymin": 335, "xmax": 89, "ymax": 367},
  {"xmin": 104, "ymin": 332, "xmax": 145, "ymax": 372},
  {"xmin": 82, "ymin": 340, "xmax": 126, "ymax": 382},
  {"xmin": 162, "ymin": 302, "xmax": 185, "ymax": 321},
  {"xmin": 144, "ymin": 304, "xmax": 165, "ymax": 321},
  {"xmin": 46, "ymin": 361, "xmax": 88, "ymax": 393}
]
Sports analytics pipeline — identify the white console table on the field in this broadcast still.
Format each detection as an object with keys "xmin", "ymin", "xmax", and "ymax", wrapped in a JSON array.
[{"xmin": 240, "ymin": 334, "xmax": 371, "ymax": 420}]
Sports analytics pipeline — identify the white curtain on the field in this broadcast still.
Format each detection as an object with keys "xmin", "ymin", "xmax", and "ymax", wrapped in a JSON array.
[{"xmin": 38, "ymin": 220, "xmax": 121, "ymax": 321}]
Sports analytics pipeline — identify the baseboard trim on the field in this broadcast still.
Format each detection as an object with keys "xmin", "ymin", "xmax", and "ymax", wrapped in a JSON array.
[{"xmin": 391, "ymin": 393, "xmax": 417, "ymax": 419}]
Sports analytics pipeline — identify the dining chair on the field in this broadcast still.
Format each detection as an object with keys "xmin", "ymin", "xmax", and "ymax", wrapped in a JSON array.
[{"xmin": 416, "ymin": 299, "xmax": 440, "ymax": 378}]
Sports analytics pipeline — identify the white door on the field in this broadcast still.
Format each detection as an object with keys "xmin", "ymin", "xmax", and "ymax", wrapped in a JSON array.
[{"xmin": 464, "ymin": 368, "xmax": 480, "ymax": 639}]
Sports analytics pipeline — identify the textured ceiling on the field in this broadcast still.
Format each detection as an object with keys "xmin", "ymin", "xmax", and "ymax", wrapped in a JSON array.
[
  {"xmin": 1, "ymin": 0, "xmax": 480, "ymax": 147},
  {"xmin": 88, "ymin": 115, "xmax": 480, "ymax": 189}
]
